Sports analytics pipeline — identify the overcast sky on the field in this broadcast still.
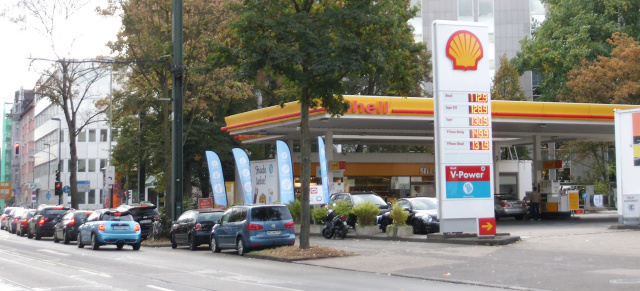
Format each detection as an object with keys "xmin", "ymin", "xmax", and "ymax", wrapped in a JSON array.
[{"xmin": 0, "ymin": 0, "xmax": 120, "ymax": 149}]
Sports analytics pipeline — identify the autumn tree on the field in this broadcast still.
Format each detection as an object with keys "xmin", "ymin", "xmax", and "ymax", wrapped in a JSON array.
[
  {"xmin": 514, "ymin": 0, "xmax": 640, "ymax": 101},
  {"xmin": 492, "ymin": 54, "xmax": 525, "ymax": 101},
  {"xmin": 226, "ymin": 0, "xmax": 424, "ymax": 249},
  {"xmin": 101, "ymin": 0, "xmax": 253, "ymax": 219},
  {"xmin": 11, "ymin": 0, "xmax": 111, "ymax": 209}
]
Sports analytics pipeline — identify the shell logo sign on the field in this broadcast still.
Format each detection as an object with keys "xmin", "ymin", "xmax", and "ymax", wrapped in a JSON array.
[{"xmin": 445, "ymin": 30, "xmax": 483, "ymax": 71}]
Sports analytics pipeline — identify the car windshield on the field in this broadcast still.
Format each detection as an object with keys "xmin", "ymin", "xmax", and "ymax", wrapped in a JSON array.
[
  {"xmin": 250, "ymin": 206, "xmax": 292, "ymax": 221},
  {"xmin": 198, "ymin": 212, "xmax": 223, "ymax": 222},
  {"xmin": 103, "ymin": 214, "xmax": 134, "ymax": 221},
  {"xmin": 43, "ymin": 209, "xmax": 68, "ymax": 218},
  {"xmin": 352, "ymin": 194, "xmax": 387, "ymax": 206},
  {"xmin": 411, "ymin": 199, "xmax": 438, "ymax": 210}
]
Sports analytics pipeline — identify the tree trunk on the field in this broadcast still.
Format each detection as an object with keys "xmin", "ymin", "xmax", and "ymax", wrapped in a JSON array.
[{"xmin": 299, "ymin": 88, "xmax": 311, "ymax": 249}]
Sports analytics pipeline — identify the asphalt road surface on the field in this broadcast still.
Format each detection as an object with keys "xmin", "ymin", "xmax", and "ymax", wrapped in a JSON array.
[{"xmin": 1, "ymin": 211, "xmax": 637, "ymax": 291}]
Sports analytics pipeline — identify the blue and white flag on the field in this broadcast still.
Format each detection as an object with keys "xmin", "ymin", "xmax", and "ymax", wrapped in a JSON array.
[
  {"xmin": 276, "ymin": 140, "xmax": 294, "ymax": 204},
  {"xmin": 232, "ymin": 148, "xmax": 253, "ymax": 204},
  {"xmin": 205, "ymin": 151, "xmax": 227, "ymax": 208},
  {"xmin": 318, "ymin": 137, "xmax": 330, "ymax": 204}
]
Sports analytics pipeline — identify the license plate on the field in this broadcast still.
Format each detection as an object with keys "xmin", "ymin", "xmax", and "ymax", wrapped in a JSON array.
[
  {"xmin": 113, "ymin": 225, "xmax": 128, "ymax": 230},
  {"xmin": 267, "ymin": 230, "xmax": 281, "ymax": 235},
  {"xmin": 140, "ymin": 219, "xmax": 152, "ymax": 224}
]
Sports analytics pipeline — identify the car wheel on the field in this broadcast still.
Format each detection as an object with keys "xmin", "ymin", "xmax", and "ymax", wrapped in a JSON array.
[
  {"xmin": 210, "ymin": 237, "xmax": 221, "ymax": 253},
  {"xmin": 53, "ymin": 232, "xmax": 60, "ymax": 243},
  {"xmin": 236, "ymin": 237, "xmax": 246, "ymax": 256},
  {"xmin": 27, "ymin": 228, "xmax": 33, "ymax": 239},
  {"xmin": 91, "ymin": 233, "xmax": 100, "ymax": 250},
  {"xmin": 171, "ymin": 233, "xmax": 177, "ymax": 249},
  {"xmin": 188, "ymin": 234, "xmax": 197, "ymax": 251},
  {"xmin": 116, "ymin": 242, "xmax": 124, "ymax": 250},
  {"xmin": 515, "ymin": 215, "xmax": 524, "ymax": 220},
  {"xmin": 35, "ymin": 231, "xmax": 41, "ymax": 240},
  {"xmin": 77, "ymin": 233, "xmax": 85, "ymax": 248},
  {"xmin": 132, "ymin": 242, "xmax": 141, "ymax": 251},
  {"xmin": 412, "ymin": 220, "xmax": 422, "ymax": 234},
  {"xmin": 18, "ymin": 229, "xmax": 24, "ymax": 237},
  {"xmin": 63, "ymin": 230, "xmax": 70, "ymax": 244}
]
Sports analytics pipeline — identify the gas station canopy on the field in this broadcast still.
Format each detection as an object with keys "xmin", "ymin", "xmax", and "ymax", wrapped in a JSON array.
[{"xmin": 222, "ymin": 95, "xmax": 640, "ymax": 146}]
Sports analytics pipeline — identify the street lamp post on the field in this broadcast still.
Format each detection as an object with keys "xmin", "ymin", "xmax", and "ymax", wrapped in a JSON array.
[
  {"xmin": 51, "ymin": 118, "xmax": 62, "ymax": 204},
  {"xmin": 44, "ymin": 143, "xmax": 51, "ymax": 198}
]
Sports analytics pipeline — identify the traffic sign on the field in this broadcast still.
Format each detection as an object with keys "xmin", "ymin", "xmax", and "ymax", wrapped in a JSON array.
[
  {"xmin": 478, "ymin": 217, "xmax": 496, "ymax": 236},
  {"xmin": 46, "ymin": 192, "xmax": 51, "ymax": 199},
  {"xmin": 63, "ymin": 186, "xmax": 70, "ymax": 193}
]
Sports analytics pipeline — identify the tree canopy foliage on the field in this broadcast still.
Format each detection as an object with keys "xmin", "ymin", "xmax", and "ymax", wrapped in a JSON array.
[
  {"xmin": 491, "ymin": 54, "xmax": 525, "ymax": 101},
  {"xmin": 514, "ymin": 0, "xmax": 640, "ymax": 101}
]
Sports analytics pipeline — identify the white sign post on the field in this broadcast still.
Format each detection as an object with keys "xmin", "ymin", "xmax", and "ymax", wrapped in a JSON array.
[
  {"xmin": 433, "ymin": 21, "xmax": 495, "ymax": 234},
  {"xmin": 614, "ymin": 108, "xmax": 640, "ymax": 225}
]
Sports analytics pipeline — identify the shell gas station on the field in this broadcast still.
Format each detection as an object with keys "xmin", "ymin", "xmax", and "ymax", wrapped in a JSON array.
[{"xmin": 222, "ymin": 21, "xmax": 640, "ymax": 233}]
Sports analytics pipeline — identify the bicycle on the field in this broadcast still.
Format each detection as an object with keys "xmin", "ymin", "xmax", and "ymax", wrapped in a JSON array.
[{"xmin": 150, "ymin": 220, "xmax": 162, "ymax": 241}]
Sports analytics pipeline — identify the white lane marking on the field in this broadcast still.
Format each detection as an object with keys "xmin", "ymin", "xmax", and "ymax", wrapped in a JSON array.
[
  {"xmin": 38, "ymin": 249, "xmax": 70, "ymax": 256},
  {"xmin": 79, "ymin": 270, "xmax": 113, "ymax": 278},
  {"xmin": 147, "ymin": 285, "xmax": 175, "ymax": 291}
]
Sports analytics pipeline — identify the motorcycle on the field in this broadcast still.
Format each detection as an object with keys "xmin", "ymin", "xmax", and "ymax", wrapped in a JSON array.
[{"xmin": 322, "ymin": 209, "xmax": 348, "ymax": 239}]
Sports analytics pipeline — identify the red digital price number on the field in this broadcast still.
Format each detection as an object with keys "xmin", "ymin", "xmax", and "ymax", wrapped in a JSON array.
[
  {"xmin": 470, "ymin": 117, "xmax": 489, "ymax": 126},
  {"xmin": 469, "ymin": 93, "xmax": 489, "ymax": 103},
  {"xmin": 470, "ymin": 129, "xmax": 490, "ymax": 138},
  {"xmin": 469, "ymin": 105, "xmax": 488, "ymax": 114},
  {"xmin": 470, "ymin": 141, "xmax": 490, "ymax": 151}
]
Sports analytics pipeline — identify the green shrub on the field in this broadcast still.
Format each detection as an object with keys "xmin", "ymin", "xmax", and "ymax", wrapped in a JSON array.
[
  {"xmin": 329, "ymin": 201, "xmax": 353, "ymax": 217},
  {"xmin": 311, "ymin": 207, "xmax": 329, "ymax": 224},
  {"xmin": 351, "ymin": 201, "xmax": 380, "ymax": 226},
  {"xmin": 286, "ymin": 199, "xmax": 302, "ymax": 224},
  {"xmin": 390, "ymin": 202, "xmax": 409, "ymax": 225}
]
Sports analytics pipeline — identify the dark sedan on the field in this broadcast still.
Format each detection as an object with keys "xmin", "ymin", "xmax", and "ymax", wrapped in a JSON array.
[
  {"xmin": 380, "ymin": 197, "xmax": 439, "ymax": 234},
  {"xmin": 170, "ymin": 209, "xmax": 224, "ymax": 250},
  {"xmin": 53, "ymin": 210, "xmax": 94, "ymax": 244},
  {"xmin": 28, "ymin": 205, "xmax": 72, "ymax": 239},
  {"xmin": 16, "ymin": 209, "xmax": 35, "ymax": 236}
]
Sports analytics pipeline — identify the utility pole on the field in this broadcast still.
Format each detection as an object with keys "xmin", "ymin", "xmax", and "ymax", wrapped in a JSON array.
[{"xmin": 172, "ymin": 0, "xmax": 184, "ymax": 220}]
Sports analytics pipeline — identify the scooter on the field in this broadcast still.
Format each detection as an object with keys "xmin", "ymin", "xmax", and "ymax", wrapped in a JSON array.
[{"xmin": 322, "ymin": 209, "xmax": 348, "ymax": 239}]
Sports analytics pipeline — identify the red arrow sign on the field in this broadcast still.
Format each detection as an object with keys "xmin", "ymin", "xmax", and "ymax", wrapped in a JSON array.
[{"xmin": 478, "ymin": 217, "xmax": 496, "ymax": 236}]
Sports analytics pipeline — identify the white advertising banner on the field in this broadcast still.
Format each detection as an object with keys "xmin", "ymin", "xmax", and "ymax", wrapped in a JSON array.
[
  {"xmin": 433, "ymin": 21, "xmax": 494, "ymax": 234},
  {"xmin": 614, "ymin": 108, "xmax": 640, "ymax": 224},
  {"xmin": 250, "ymin": 159, "xmax": 279, "ymax": 204}
]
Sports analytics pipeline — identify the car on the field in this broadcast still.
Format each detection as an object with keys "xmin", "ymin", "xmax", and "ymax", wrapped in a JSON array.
[
  {"xmin": 116, "ymin": 202, "xmax": 160, "ymax": 240},
  {"xmin": 494, "ymin": 193, "xmax": 528, "ymax": 220},
  {"xmin": 379, "ymin": 197, "xmax": 440, "ymax": 234},
  {"xmin": 16, "ymin": 209, "xmax": 36, "ymax": 237},
  {"xmin": 209, "ymin": 204, "xmax": 295, "ymax": 256},
  {"xmin": 8, "ymin": 208, "xmax": 27, "ymax": 234},
  {"xmin": 53, "ymin": 210, "xmax": 94, "ymax": 244},
  {"xmin": 330, "ymin": 192, "xmax": 391, "ymax": 228},
  {"xmin": 77, "ymin": 209, "xmax": 141, "ymax": 250},
  {"xmin": 27, "ymin": 205, "xmax": 72, "ymax": 240},
  {"xmin": 1, "ymin": 207, "xmax": 20, "ymax": 230},
  {"xmin": 170, "ymin": 209, "xmax": 224, "ymax": 250}
]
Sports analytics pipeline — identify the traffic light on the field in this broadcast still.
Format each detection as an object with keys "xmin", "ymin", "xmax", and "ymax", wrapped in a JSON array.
[
  {"xmin": 55, "ymin": 170, "xmax": 60, "ymax": 182},
  {"xmin": 55, "ymin": 182, "xmax": 62, "ymax": 196},
  {"xmin": 14, "ymin": 143, "xmax": 19, "ymax": 154}
]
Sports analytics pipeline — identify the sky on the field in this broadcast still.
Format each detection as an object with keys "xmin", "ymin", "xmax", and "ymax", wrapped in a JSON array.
[{"xmin": 0, "ymin": 0, "xmax": 121, "ymax": 150}]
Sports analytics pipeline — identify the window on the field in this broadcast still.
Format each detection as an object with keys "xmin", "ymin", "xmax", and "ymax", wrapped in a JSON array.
[
  {"xmin": 78, "ymin": 130, "xmax": 86, "ymax": 142},
  {"xmin": 89, "ymin": 189, "xmax": 96, "ymax": 204},
  {"xmin": 100, "ymin": 129, "xmax": 108, "ymax": 142},
  {"xmin": 88, "ymin": 159, "xmax": 96, "ymax": 172},
  {"xmin": 78, "ymin": 159, "xmax": 86, "ymax": 172},
  {"xmin": 100, "ymin": 159, "xmax": 107, "ymax": 170},
  {"xmin": 89, "ymin": 129, "xmax": 96, "ymax": 142}
]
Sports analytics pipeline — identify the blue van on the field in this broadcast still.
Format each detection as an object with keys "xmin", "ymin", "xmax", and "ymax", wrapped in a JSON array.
[{"xmin": 209, "ymin": 204, "xmax": 295, "ymax": 255}]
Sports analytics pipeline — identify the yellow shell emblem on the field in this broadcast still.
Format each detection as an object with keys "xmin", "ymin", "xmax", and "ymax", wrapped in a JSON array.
[{"xmin": 446, "ymin": 30, "xmax": 484, "ymax": 71}]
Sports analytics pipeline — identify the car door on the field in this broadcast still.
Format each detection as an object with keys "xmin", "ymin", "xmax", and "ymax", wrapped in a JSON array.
[
  {"xmin": 79, "ymin": 212, "xmax": 100, "ymax": 243},
  {"xmin": 174, "ymin": 211, "xmax": 190, "ymax": 244},
  {"xmin": 400, "ymin": 199, "xmax": 414, "ymax": 224},
  {"xmin": 216, "ymin": 210, "xmax": 232, "ymax": 246},
  {"xmin": 55, "ymin": 212, "xmax": 72, "ymax": 239}
]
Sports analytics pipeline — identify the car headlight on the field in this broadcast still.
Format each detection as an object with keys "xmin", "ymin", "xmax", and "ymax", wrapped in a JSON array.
[{"xmin": 422, "ymin": 215, "xmax": 433, "ymax": 223}]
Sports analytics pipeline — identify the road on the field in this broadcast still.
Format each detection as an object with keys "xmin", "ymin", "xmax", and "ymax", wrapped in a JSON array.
[
  {"xmin": 0, "ymin": 229, "xmax": 496, "ymax": 291},
  {"xmin": 0, "ymin": 211, "xmax": 638, "ymax": 291}
]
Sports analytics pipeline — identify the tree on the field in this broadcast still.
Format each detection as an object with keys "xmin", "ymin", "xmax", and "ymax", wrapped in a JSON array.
[
  {"xmin": 227, "ymin": 0, "xmax": 423, "ymax": 249},
  {"xmin": 101, "ymin": 0, "xmax": 253, "ymax": 218},
  {"xmin": 514, "ymin": 0, "xmax": 640, "ymax": 101},
  {"xmin": 561, "ymin": 32, "xmax": 640, "ymax": 104},
  {"xmin": 557, "ymin": 141, "xmax": 615, "ymax": 204},
  {"xmin": 491, "ymin": 54, "xmax": 525, "ymax": 101},
  {"xmin": 11, "ymin": 0, "xmax": 110, "ymax": 209}
]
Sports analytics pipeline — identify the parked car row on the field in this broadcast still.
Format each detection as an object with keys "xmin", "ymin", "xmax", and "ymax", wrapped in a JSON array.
[
  {"xmin": 170, "ymin": 204, "xmax": 296, "ymax": 256},
  {"xmin": 3, "ymin": 204, "xmax": 145, "ymax": 251}
]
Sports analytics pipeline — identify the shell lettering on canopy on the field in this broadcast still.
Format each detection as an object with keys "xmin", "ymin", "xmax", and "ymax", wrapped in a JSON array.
[{"xmin": 446, "ymin": 30, "xmax": 483, "ymax": 71}]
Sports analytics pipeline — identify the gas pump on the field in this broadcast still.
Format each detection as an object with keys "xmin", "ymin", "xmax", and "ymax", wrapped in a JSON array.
[{"xmin": 539, "ymin": 180, "xmax": 571, "ymax": 217}]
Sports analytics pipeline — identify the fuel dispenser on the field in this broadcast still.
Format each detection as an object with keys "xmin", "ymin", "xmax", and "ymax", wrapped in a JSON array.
[{"xmin": 539, "ymin": 180, "xmax": 571, "ymax": 217}]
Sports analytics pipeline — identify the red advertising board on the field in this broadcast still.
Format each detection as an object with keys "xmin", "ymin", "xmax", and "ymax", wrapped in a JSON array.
[
  {"xmin": 478, "ymin": 217, "xmax": 496, "ymax": 236},
  {"xmin": 198, "ymin": 198, "xmax": 213, "ymax": 209},
  {"xmin": 445, "ymin": 165, "xmax": 490, "ymax": 181}
]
